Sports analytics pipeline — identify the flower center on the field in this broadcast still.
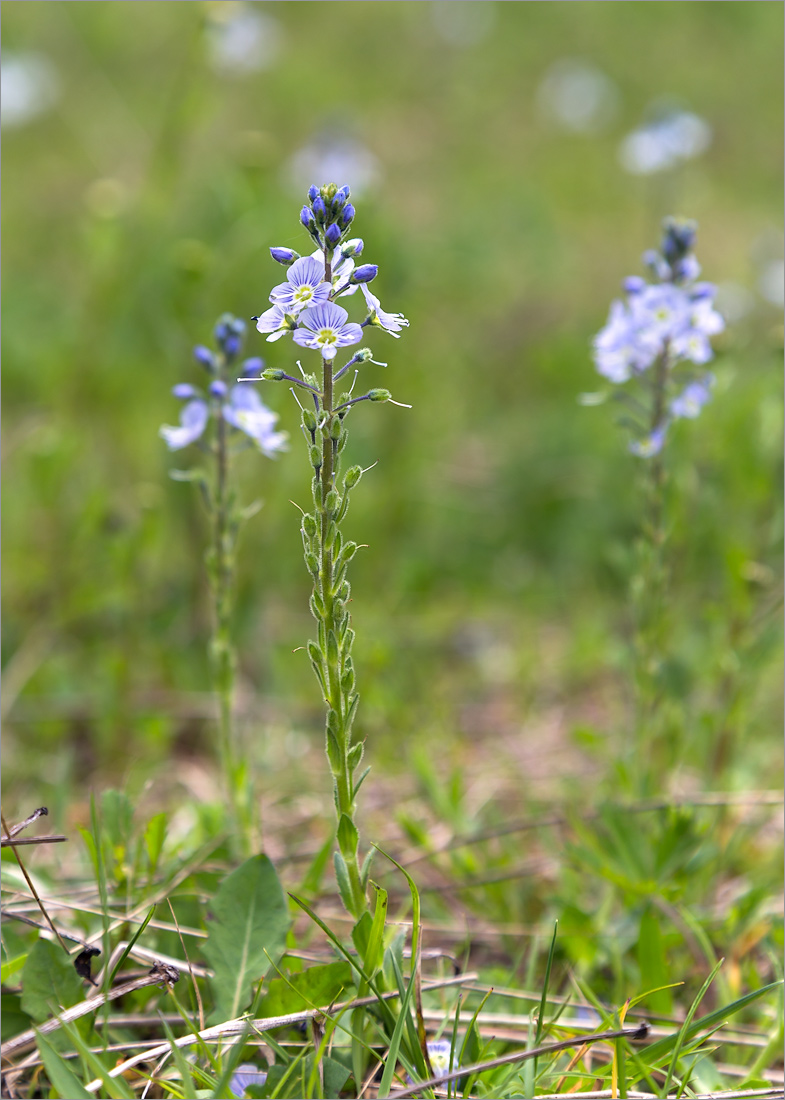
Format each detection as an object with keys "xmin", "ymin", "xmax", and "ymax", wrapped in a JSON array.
[{"xmin": 318, "ymin": 328, "xmax": 337, "ymax": 346}]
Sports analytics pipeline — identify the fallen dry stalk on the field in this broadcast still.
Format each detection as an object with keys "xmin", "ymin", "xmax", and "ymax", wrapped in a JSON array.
[
  {"xmin": 80, "ymin": 972, "xmax": 478, "ymax": 1093},
  {"xmin": 387, "ymin": 1021, "xmax": 651, "ymax": 1099}
]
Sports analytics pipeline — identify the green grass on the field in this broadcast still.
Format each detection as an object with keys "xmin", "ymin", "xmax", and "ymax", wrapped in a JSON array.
[{"xmin": 1, "ymin": 2, "xmax": 782, "ymax": 1096}]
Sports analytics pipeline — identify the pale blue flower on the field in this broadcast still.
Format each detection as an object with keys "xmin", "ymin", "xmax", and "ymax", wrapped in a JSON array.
[
  {"xmin": 269, "ymin": 255, "xmax": 330, "ymax": 314},
  {"xmin": 160, "ymin": 384, "xmax": 286, "ymax": 454},
  {"xmin": 160, "ymin": 399, "xmax": 209, "ymax": 451},
  {"xmin": 427, "ymin": 1040, "xmax": 458, "ymax": 1077},
  {"xmin": 670, "ymin": 376, "xmax": 714, "ymax": 419},
  {"xmin": 592, "ymin": 300, "xmax": 660, "ymax": 382},
  {"xmin": 225, "ymin": 385, "xmax": 288, "ymax": 455},
  {"xmin": 229, "ymin": 1063, "xmax": 268, "ymax": 1099},
  {"xmin": 629, "ymin": 283, "xmax": 690, "ymax": 340},
  {"xmin": 309, "ymin": 246, "xmax": 358, "ymax": 296},
  {"xmin": 255, "ymin": 302, "xmax": 295, "ymax": 342},
  {"xmin": 629, "ymin": 423, "xmax": 668, "ymax": 457},
  {"xmin": 360, "ymin": 283, "xmax": 410, "ymax": 337},
  {"xmin": 405, "ymin": 1039, "xmax": 459, "ymax": 1085},
  {"xmin": 292, "ymin": 302, "xmax": 363, "ymax": 360}
]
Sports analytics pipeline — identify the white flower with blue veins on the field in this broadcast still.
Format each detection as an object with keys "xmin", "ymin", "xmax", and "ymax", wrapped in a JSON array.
[
  {"xmin": 160, "ymin": 378, "xmax": 287, "ymax": 455},
  {"xmin": 292, "ymin": 301, "xmax": 363, "ymax": 360},
  {"xmin": 360, "ymin": 283, "xmax": 410, "ymax": 336},
  {"xmin": 269, "ymin": 255, "xmax": 331, "ymax": 314}
]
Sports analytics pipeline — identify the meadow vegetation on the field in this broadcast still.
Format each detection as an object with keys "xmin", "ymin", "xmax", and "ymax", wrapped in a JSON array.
[{"xmin": 2, "ymin": 4, "xmax": 782, "ymax": 1097}]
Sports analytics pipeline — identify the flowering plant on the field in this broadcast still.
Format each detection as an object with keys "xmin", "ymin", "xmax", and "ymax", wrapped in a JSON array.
[
  {"xmin": 592, "ymin": 217, "xmax": 723, "ymax": 457},
  {"xmin": 161, "ymin": 315, "xmax": 286, "ymax": 847},
  {"xmin": 591, "ymin": 219, "xmax": 725, "ymax": 792},
  {"xmin": 250, "ymin": 183, "xmax": 409, "ymax": 918}
]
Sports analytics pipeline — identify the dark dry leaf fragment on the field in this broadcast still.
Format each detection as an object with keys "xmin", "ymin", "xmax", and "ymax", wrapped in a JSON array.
[{"xmin": 73, "ymin": 944, "xmax": 101, "ymax": 984}]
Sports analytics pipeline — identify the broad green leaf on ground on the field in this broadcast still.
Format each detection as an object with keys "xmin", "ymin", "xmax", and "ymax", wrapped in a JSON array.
[
  {"xmin": 20, "ymin": 939, "xmax": 83, "ymax": 1023},
  {"xmin": 257, "ymin": 961, "xmax": 353, "ymax": 1018},
  {"xmin": 203, "ymin": 854, "xmax": 290, "ymax": 1022}
]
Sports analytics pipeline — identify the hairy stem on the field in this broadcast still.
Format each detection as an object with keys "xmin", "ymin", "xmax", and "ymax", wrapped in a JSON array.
[
  {"xmin": 311, "ymin": 248, "xmax": 367, "ymax": 918},
  {"xmin": 632, "ymin": 349, "xmax": 671, "ymax": 789},
  {"xmin": 210, "ymin": 382, "xmax": 250, "ymax": 851}
]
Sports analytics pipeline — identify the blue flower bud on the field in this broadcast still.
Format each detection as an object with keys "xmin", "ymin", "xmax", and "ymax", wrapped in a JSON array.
[
  {"xmin": 325, "ymin": 223, "xmax": 342, "ymax": 247},
  {"xmin": 240, "ymin": 357, "xmax": 264, "ymax": 377},
  {"xmin": 173, "ymin": 383, "xmax": 198, "ymax": 399},
  {"xmin": 312, "ymin": 195, "xmax": 327, "ymax": 223},
  {"xmin": 340, "ymin": 203, "xmax": 355, "ymax": 228},
  {"xmin": 334, "ymin": 185, "xmax": 351, "ymax": 208},
  {"xmin": 661, "ymin": 217, "xmax": 697, "ymax": 263},
  {"xmin": 352, "ymin": 264, "xmax": 378, "ymax": 284},
  {"xmin": 270, "ymin": 246, "xmax": 299, "ymax": 266},
  {"xmin": 214, "ymin": 314, "xmax": 234, "ymax": 343},
  {"xmin": 224, "ymin": 334, "xmax": 241, "ymax": 358},
  {"xmin": 209, "ymin": 380, "xmax": 228, "ymax": 398},
  {"xmin": 193, "ymin": 345, "xmax": 214, "ymax": 369},
  {"xmin": 623, "ymin": 276, "xmax": 646, "ymax": 295},
  {"xmin": 301, "ymin": 206, "xmax": 314, "ymax": 229},
  {"xmin": 308, "ymin": 184, "xmax": 319, "ymax": 202},
  {"xmin": 341, "ymin": 237, "xmax": 363, "ymax": 258},
  {"xmin": 229, "ymin": 316, "xmax": 246, "ymax": 336}
]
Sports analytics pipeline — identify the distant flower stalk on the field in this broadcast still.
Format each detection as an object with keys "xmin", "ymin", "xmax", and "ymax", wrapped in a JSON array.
[
  {"xmin": 592, "ymin": 217, "xmax": 723, "ymax": 457},
  {"xmin": 251, "ymin": 183, "xmax": 409, "ymax": 919},
  {"xmin": 590, "ymin": 219, "xmax": 725, "ymax": 792},
  {"xmin": 160, "ymin": 316, "xmax": 286, "ymax": 848}
]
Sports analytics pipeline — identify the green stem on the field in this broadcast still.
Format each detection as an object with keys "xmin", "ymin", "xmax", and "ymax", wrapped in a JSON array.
[
  {"xmin": 632, "ymin": 350, "xmax": 671, "ymax": 789},
  {"xmin": 313, "ymin": 249, "xmax": 367, "ymax": 919},
  {"xmin": 210, "ymin": 375, "xmax": 249, "ymax": 851}
]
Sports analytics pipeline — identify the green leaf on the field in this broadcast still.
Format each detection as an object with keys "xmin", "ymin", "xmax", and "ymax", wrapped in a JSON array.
[
  {"xmin": 169, "ymin": 466, "xmax": 207, "ymax": 483},
  {"xmin": 1, "ymin": 992, "xmax": 30, "ymax": 1043},
  {"xmin": 36, "ymin": 1029, "xmax": 93, "ymax": 1099},
  {"xmin": 100, "ymin": 789, "xmax": 133, "ymax": 849},
  {"xmin": 637, "ymin": 905, "xmax": 672, "ymax": 1015},
  {"xmin": 362, "ymin": 882, "xmax": 388, "ymax": 976},
  {"xmin": 351, "ymin": 911, "xmax": 373, "ymax": 962},
  {"xmin": 108, "ymin": 905, "xmax": 156, "ymax": 986},
  {"xmin": 203, "ymin": 855, "xmax": 290, "ymax": 1022},
  {"xmin": 333, "ymin": 850, "xmax": 354, "ymax": 912},
  {"xmin": 21, "ymin": 939, "xmax": 83, "ymax": 1023},
  {"xmin": 643, "ymin": 978, "xmax": 783, "ymax": 1065},
  {"xmin": 56, "ymin": 1015, "xmax": 134, "ymax": 1099},
  {"xmin": 337, "ymin": 813, "xmax": 359, "ymax": 856},
  {"xmin": 322, "ymin": 1055, "xmax": 351, "ymax": 1099},
  {"xmin": 143, "ymin": 813, "xmax": 167, "ymax": 877},
  {"xmin": 257, "ymin": 961, "xmax": 353, "ymax": 1017},
  {"xmin": 1, "ymin": 954, "xmax": 27, "ymax": 984}
]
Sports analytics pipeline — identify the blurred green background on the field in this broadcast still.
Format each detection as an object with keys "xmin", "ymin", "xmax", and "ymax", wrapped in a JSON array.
[{"xmin": 3, "ymin": 1, "xmax": 782, "ymax": 823}]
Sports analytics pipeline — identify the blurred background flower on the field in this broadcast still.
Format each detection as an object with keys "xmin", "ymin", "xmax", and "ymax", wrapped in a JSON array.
[
  {"xmin": 204, "ymin": 1, "xmax": 283, "ymax": 76},
  {"xmin": 1, "ymin": 51, "xmax": 60, "ymax": 128},
  {"xmin": 536, "ymin": 58, "xmax": 620, "ymax": 134},
  {"xmin": 618, "ymin": 105, "xmax": 712, "ymax": 175}
]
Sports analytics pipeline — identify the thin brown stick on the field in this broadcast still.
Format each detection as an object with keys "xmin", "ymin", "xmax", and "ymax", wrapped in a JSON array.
[
  {"xmin": 1, "ymin": 962, "xmax": 180, "ymax": 1060},
  {"xmin": 1, "ymin": 835, "xmax": 67, "ymax": 847},
  {"xmin": 387, "ymin": 1021, "xmax": 651, "ymax": 1099},
  {"xmin": 80, "ymin": 972, "xmax": 478, "ymax": 1092},
  {"xmin": 0, "ymin": 812, "xmax": 69, "ymax": 956}
]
